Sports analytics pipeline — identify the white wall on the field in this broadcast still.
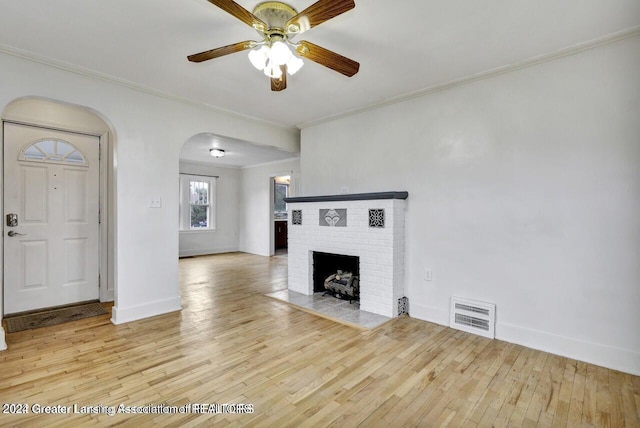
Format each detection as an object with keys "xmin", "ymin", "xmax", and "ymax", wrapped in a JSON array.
[
  {"xmin": 0, "ymin": 50, "xmax": 299, "ymax": 326},
  {"xmin": 179, "ymin": 161, "xmax": 240, "ymax": 257},
  {"xmin": 300, "ymin": 36, "xmax": 640, "ymax": 374},
  {"xmin": 239, "ymin": 158, "xmax": 300, "ymax": 256}
]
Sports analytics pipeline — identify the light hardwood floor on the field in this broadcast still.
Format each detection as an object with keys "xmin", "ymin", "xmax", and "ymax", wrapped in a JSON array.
[{"xmin": 0, "ymin": 252, "xmax": 638, "ymax": 427}]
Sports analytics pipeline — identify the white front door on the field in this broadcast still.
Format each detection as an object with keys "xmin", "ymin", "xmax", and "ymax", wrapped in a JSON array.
[{"xmin": 3, "ymin": 122, "xmax": 100, "ymax": 315}]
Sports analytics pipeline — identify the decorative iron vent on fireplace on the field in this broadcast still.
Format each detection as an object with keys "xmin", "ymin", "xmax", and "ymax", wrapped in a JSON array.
[
  {"xmin": 369, "ymin": 209, "xmax": 385, "ymax": 228},
  {"xmin": 398, "ymin": 296, "xmax": 409, "ymax": 315},
  {"xmin": 450, "ymin": 297, "xmax": 495, "ymax": 339},
  {"xmin": 292, "ymin": 210, "xmax": 302, "ymax": 225}
]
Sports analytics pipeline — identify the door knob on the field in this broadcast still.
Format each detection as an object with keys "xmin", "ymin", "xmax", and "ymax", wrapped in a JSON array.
[{"xmin": 8, "ymin": 230, "xmax": 26, "ymax": 237}]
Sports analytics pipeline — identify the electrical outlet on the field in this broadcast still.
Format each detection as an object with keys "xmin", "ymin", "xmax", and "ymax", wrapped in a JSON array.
[
  {"xmin": 150, "ymin": 198, "xmax": 162, "ymax": 208},
  {"xmin": 424, "ymin": 268, "xmax": 432, "ymax": 281}
]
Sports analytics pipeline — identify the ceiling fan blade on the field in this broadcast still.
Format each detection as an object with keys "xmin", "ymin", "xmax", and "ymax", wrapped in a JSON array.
[
  {"xmin": 271, "ymin": 66, "xmax": 287, "ymax": 91},
  {"xmin": 206, "ymin": 0, "xmax": 267, "ymax": 31},
  {"xmin": 296, "ymin": 41, "xmax": 359, "ymax": 77},
  {"xmin": 286, "ymin": 0, "xmax": 355, "ymax": 34},
  {"xmin": 188, "ymin": 40, "xmax": 255, "ymax": 63}
]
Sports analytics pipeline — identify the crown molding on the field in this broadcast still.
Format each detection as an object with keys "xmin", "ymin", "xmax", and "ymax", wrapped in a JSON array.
[
  {"xmin": 240, "ymin": 155, "xmax": 300, "ymax": 170},
  {"xmin": 0, "ymin": 43, "xmax": 298, "ymax": 135},
  {"xmin": 179, "ymin": 158, "xmax": 242, "ymax": 170},
  {"xmin": 179, "ymin": 154, "xmax": 299, "ymax": 170},
  {"xmin": 2, "ymin": 25, "xmax": 637, "ymax": 134},
  {"xmin": 297, "ymin": 26, "xmax": 640, "ymax": 129}
]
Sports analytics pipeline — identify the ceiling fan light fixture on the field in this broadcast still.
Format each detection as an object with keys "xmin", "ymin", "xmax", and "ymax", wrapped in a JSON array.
[
  {"xmin": 263, "ymin": 60, "xmax": 283, "ymax": 79},
  {"xmin": 210, "ymin": 148, "xmax": 225, "ymax": 158},
  {"xmin": 189, "ymin": 0, "xmax": 360, "ymax": 91},
  {"xmin": 248, "ymin": 46, "xmax": 270, "ymax": 70},
  {"xmin": 286, "ymin": 55, "xmax": 304, "ymax": 75},
  {"xmin": 268, "ymin": 41, "xmax": 292, "ymax": 66}
]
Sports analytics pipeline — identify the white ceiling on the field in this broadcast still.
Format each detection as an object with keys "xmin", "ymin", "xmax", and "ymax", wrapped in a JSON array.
[
  {"xmin": 180, "ymin": 132, "xmax": 298, "ymax": 167},
  {"xmin": 0, "ymin": 0, "xmax": 638, "ymax": 129}
]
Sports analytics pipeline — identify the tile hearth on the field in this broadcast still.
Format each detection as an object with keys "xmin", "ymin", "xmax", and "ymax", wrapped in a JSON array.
[{"xmin": 266, "ymin": 290, "xmax": 391, "ymax": 330}]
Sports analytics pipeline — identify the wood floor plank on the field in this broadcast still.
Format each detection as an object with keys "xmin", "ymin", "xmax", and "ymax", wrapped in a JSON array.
[
  {"xmin": 0, "ymin": 252, "xmax": 638, "ymax": 427},
  {"xmin": 567, "ymin": 366, "xmax": 586, "ymax": 427}
]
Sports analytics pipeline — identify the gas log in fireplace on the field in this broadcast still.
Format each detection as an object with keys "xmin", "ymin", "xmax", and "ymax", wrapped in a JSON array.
[
  {"xmin": 313, "ymin": 252, "xmax": 359, "ymax": 292},
  {"xmin": 313, "ymin": 252, "xmax": 360, "ymax": 302}
]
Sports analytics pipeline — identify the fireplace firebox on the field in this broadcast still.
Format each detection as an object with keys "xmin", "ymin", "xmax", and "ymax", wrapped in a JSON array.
[{"xmin": 312, "ymin": 252, "xmax": 359, "ymax": 293}]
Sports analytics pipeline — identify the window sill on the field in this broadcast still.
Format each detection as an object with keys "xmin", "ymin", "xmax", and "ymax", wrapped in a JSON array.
[{"xmin": 179, "ymin": 229, "xmax": 217, "ymax": 234}]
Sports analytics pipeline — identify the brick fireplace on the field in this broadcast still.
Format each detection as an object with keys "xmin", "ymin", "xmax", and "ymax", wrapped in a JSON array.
[{"xmin": 285, "ymin": 192, "xmax": 408, "ymax": 317}]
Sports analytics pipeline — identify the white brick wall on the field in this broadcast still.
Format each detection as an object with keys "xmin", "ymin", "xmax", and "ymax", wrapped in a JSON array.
[{"xmin": 287, "ymin": 199, "xmax": 406, "ymax": 317}]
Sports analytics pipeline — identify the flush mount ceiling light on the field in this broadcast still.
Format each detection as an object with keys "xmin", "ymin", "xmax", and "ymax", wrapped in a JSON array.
[
  {"xmin": 210, "ymin": 148, "xmax": 225, "ymax": 158},
  {"xmin": 187, "ymin": 0, "xmax": 360, "ymax": 92}
]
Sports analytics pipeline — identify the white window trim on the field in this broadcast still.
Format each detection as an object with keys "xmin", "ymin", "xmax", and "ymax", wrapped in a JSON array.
[{"xmin": 179, "ymin": 174, "xmax": 217, "ymax": 231}]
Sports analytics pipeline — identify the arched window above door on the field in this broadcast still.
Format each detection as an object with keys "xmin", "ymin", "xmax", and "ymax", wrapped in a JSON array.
[{"xmin": 19, "ymin": 138, "xmax": 88, "ymax": 166}]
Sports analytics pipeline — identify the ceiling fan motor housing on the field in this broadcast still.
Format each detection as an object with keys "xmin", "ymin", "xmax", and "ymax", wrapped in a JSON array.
[{"xmin": 252, "ymin": 1, "xmax": 299, "ymax": 41}]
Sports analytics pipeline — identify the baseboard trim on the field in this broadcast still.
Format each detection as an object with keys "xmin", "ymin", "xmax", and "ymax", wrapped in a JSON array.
[
  {"xmin": 179, "ymin": 247, "xmax": 239, "ymax": 258},
  {"xmin": 410, "ymin": 303, "xmax": 640, "ymax": 375},
  {"xmin": 239, "ymin": 247, "xmax": 270, "ymax": 257},
  {"xmin": 497, "ymin": 322, "xmax": 640, "ymax": 376},
  {"xmin": 111, "ymin": 296, "xmax": 182, "ymax": 325},
  {"xmin": 409, "ymin": 303, "xmax": 449, "ymax": 327}
]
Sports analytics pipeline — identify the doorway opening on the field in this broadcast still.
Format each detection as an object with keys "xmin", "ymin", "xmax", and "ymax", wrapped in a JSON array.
[
  {"xmin": 273, "ymin": 175, "xmax": 290, "ymax": 254},
  {"xmin": 1, "ymin": 97, "xmax": 115, "ymax": 347}
]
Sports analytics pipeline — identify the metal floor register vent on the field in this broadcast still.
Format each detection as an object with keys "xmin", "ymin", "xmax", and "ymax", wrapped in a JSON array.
[{"xmin": 450, "ymin": 297, "xmax": 496, "ymax": 339}]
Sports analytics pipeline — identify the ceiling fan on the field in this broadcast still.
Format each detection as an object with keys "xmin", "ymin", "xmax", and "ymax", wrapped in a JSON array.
[{"xmin": 188, "ymin": 0, "xmax": 360, "ymax": 91}]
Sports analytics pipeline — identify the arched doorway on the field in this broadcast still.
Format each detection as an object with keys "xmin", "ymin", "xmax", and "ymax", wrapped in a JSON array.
[
  {"xmin": 0, "ymin": 97, "xmax": 116, "ymax": 349},
  {"xmin": 178, "ymin": 132, "xmax": 299, "ymax": 258}
]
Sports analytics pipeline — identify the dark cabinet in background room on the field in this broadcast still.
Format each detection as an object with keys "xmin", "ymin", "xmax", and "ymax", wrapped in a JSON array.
[{"xmin": 275, "ymin": 220, "xmax": 288, "ymax": 250}]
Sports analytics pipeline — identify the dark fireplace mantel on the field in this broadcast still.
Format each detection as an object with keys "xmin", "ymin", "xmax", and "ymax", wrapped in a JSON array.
[{"xmin": 284, "ymin": 191, "xmax": 408, "ymax": 203}]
